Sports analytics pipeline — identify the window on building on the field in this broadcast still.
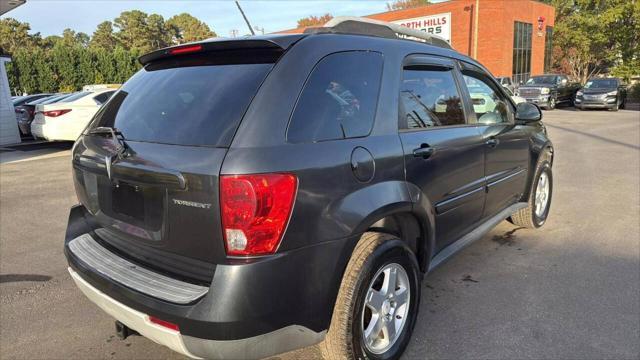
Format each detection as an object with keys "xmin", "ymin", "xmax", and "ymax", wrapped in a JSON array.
[
  {"xmin": 544, "ymin": 26, "xmax": 554, "ymax": 73},
  {"xmin": 512, "ymin": 21, "xmax": 533, "ymax": 85},
  {"xmin": 287, "ymin": 51, "xmax": 383, "ymax": 143},
  {"xmin": 399, "ymin": 68, "xmax": 466, "ymax": 129}
]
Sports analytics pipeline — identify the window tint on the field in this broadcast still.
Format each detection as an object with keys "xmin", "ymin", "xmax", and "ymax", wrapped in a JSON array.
[
  {"xmin": 93, "ymin": 91, "xmax": 115, "ymax": 105},
  {"xmin": 463, "ymin": 74, "xmax": 511, "ymax": 125},
  {"xmin": 90, "ymin": 62, "xmax": 273, "ymax": 147},
  {"xmin": 400, "ymin": 68, "xmax": 465, "ymax": 129},
  {"xmin": 287, "ymin": 51, "xmax": 383, "ymax": 143}
]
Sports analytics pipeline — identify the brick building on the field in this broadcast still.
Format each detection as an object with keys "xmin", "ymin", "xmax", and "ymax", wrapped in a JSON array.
[{"xmin": 284, "ymin": 0, "xmax": 555, "ymax": 83}]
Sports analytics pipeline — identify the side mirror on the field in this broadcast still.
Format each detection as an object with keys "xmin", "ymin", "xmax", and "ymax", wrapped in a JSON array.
[{"xmin": 515, "ymin": 102, "xmax": 542, "ymax": 123}]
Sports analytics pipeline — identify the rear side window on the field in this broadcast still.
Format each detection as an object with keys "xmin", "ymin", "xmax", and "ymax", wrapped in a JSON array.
[
  {"xmin": 90, "ymin": 61, "xmax": 274, "ymax": 147},
  {"xmin": 287, "ymin": 51, "xmax": 383, "ymax": 143}
]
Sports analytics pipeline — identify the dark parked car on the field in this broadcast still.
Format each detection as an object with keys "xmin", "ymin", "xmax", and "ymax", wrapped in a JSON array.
[
  {"xmin": 64, "ymin": 17, "xmax": 554, "ymax": 360},
  {"xmin": 575, "ymin": 77, "xmax": 627, "ymax": 111},
  {"xmin": 15, "ymin": 94, "xmax": 67, "ymax": 135},
  {"xmin": 517, "ymin": 74, "xmax": 581, "ymax": 110}
]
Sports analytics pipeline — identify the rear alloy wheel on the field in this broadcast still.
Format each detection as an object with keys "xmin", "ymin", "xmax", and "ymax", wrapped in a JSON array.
[
  {"xmin": 321, "ymin": 232, "xmax": 420, "ymax": 360},
  {"xmin": 361, "ymin": 263, "xmax": 410, "ymax": 355}
]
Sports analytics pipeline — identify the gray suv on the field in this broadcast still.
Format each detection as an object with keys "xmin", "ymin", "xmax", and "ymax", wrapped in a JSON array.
[{"xmin": 64, "ymin": 17, "xmax": 554, "ymax": 360}]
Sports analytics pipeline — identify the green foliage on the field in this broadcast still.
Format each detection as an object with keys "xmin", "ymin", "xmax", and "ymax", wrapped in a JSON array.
[
  {"xmin": 627, "ymin": 83, "xmax": 640, "ymax": 101},
  {"xmin": 90, "ymin": 21, "xmax": 118, "ymax": 51},
  {"xmin": 3, "ymin": 11, "xmax": 213, "ymax": 94},
  {"xmin": 386, "ymin": 0, "xmax": 430, "ymax": 11},
  {"xmin": 542, "ymin": 0, "xmax": 639, "ymax": 83},
  {"xmin": 297, "ymin": 14, "xmax": 334, "ymax": 28},
  {"xmin": 166, "ymin": 13, "xmax": 216, "ymax": 44},
  {"xmin": 0, "ymin": 17, "xmax": 40, "ymax": 55}
]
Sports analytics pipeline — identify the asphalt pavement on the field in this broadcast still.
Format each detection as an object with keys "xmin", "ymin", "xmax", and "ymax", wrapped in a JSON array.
[{"xmin": 1, "ymin": 108, "xmax": 638, "ymax": 359}]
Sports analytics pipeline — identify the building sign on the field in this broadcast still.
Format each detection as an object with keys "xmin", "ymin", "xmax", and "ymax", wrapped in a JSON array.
[{"xmin": 391, "ymin": 13, "xmax": 451, "ymax": 43}]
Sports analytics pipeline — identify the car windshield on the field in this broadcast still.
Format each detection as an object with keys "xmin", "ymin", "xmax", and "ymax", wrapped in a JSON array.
[
  {"xmin": 584, "ymin": 79, "xmax": 617, "ymax": 88},
  {"xmin": 526, "ymin": 76, "xmax": 557, "ymax": 85},
  {"xmin": 27, "ymin": 95, "xmax": 60, "ymax": 105}
]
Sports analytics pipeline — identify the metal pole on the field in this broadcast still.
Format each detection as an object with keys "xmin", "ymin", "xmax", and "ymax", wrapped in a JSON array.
[
  {"xmin": 235, "ymin": 1, "xmax": 255, "ymax": 35},
  {"xmin": 473, "ymin": 0, "xmax": 479, "ymax": 58}
]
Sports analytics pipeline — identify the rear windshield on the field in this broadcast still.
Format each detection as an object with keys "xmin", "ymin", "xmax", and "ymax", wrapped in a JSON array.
[
  {"xmin": 40, "ymin": 93, "xmax": 73, "ymax": 104},
  {"xmin": 59, "ymin": 92, "xmax": 91, "ymax": 103},
  {"xmin": 89, "ymin": 60, "xmax": 274, "ymax": 147}
]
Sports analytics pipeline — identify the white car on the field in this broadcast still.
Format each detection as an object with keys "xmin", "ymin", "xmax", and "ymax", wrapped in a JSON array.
[
  {"xmin": 503, "ymin": 86, "xmax": 526, "ymax": 104},
  {"xmin": 31, "ymin": 89, "xmax": 116, "ymax": 141}
]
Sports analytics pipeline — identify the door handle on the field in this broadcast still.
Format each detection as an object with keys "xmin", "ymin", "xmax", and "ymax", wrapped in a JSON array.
[
  {"xmin": 413, "ymin": 145, "xmax": 435, "ymax": 159},
  {"xmin": 485, "ymin": 138, "xmax": 499, "ymax": 148}
]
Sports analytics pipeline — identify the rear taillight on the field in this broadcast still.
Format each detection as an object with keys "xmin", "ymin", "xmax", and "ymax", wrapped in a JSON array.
[
  {"xmin": 148, "ymin": 316, "xmax": 179, "ymax": 331},
  {"xmin": 43, "ymin": 109, "xmax": 72, "ymax": 117},
  {"xmin": 28, "ymin": 108, "xmax": 34, "ymax": 116},
  {"xmin": 220, "ymin": 173, "xmax": 297, "ymax": 256}
]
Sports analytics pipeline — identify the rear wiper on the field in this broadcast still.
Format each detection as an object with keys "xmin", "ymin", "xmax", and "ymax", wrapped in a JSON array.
[{"xmin": 89, "ymin": 127, "xmax": 128, "ymax": 159}]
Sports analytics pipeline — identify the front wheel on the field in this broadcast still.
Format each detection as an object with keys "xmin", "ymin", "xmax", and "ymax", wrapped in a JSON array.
[
  {"xmin": 510, "ymin": 160, "xmax": 553, "ymax": 228},
  {"xmin": 321, "ymin": 232, "xmax": 420, "ymax": 360}
]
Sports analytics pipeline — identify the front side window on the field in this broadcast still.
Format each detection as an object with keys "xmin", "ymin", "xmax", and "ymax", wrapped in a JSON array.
[
  {"xmin": 463, "ymin": 73, "xmax": 511, "ymax": 125},
  {"xmin": 287, "ymin": 51, "xmax": 383, "ymax": 143},
  {"xmin": 399, "ymin": 68, "xmax": 466, "ymax": 129}
]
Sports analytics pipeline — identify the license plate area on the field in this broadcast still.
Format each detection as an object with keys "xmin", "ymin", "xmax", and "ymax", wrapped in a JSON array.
[
  {"xmin": 98, "ymin": 178, "xmax": 164, "ymax": 231},
  {"xmin": 112, "ymin": 183, "xmax": 145, "ymax": 221}
]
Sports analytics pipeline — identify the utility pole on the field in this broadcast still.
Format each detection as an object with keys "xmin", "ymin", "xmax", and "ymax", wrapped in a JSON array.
[
  {"xmin": 235, "ymin": 1, "xmax": 255, "ymax": 35},
  {"xmin": 254, "ymin": 26, "xmax": 265, "ymax": 35},
  {"xmin": 230, "ymin": 29, "xmax": 239, "ymax": 38}
]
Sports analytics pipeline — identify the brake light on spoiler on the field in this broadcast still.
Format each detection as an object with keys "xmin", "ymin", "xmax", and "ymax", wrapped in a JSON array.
[
  {"xmin": 220, "ymin": 174, "xmax": 297, "ymax": 256},
  {"xmin": 168, "ymin": 44, "xmax": 202, "ymax": 55}
]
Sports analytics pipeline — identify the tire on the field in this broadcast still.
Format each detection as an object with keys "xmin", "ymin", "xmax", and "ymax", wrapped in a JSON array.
[
  {"xmin": 544, "ymin": 96, "xmax": 556, "ymax": 111},
  {"xmin": 321, "ymin": 232, "xmax": 420, "ymax": 360},
  {"xmin": 510, "ymin": 159, "xmax": 553, "ymax": 229},
  {"xmin": 609, "ymin": 99, "xmax": 619, "ymax": 111}
]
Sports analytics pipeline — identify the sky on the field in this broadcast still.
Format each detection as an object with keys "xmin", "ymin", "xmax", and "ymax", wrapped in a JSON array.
[{"xmin": 0, "ymin": 0, "xmax": 446, "ymax": 38}]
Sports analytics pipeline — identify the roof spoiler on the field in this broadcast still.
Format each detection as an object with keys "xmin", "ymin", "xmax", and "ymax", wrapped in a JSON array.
[
  {"xmin": 305, "ymin": 16, "xmax": 452, "ymax": 50},
  {"xmin": 138, "ymin": 37, "xmax": 298, "ymax": 65}
]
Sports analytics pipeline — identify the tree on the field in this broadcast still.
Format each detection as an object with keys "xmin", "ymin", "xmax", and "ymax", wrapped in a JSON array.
[
  {"xmin": 386, "ymin": 0, "xmax": 430, "ymax": 11},
  {"xmin": 113, "ymin": 10, "xmax": 151, "ymax": 51},
  {"xmin": 297, "ymin": 13, "xmax": 333, "ymax": 28},
  {"xmin": 166, "ymin": 13, "xmax": 216, "ymax": 44},
  {"xmin": 90, "ymin": 21, "xmax": 118, "ymax": 51},
  {"xmin": 0, "ymin": 18, "xmax": 38, "ymax": 55},
  {"xmin": 542, "ymin": 0, "xmax": 639, "ymax": 83}
]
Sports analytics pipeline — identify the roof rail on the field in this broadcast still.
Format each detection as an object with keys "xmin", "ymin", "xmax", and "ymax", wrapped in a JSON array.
[{"xmin": 305, "ymin": 16, "xmax": 452, "ymax": 50}]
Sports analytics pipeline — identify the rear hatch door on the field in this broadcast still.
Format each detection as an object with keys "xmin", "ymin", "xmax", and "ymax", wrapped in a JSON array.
[{"xmin": 72, "ymin": 46, "xmax": 282, "ymax": 282}]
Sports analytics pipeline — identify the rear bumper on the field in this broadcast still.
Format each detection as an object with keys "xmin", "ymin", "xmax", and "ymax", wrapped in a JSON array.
[
  {"xmin": 31, "ymin": 121, "xmax": 76, "ymax": 141},
  {"xmin": 69, "ymin": 267, "xmax": 324, "ymax": 359},
  {"xmin": 64, "ymin": 205, "xmax": 351, "ymax": 358}
]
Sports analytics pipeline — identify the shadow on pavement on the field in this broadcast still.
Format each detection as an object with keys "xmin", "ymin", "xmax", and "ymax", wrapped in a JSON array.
[{"xmin": 0, "ymin": 274, "xmax": 52, "ymax": 283}]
